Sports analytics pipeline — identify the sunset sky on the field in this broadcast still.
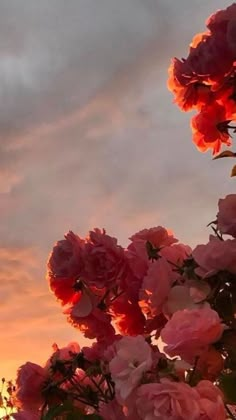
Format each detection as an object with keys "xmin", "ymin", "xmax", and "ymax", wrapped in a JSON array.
[{"xmin": 0, "ymin": 0, "xmax": 235, "ymax": 380}]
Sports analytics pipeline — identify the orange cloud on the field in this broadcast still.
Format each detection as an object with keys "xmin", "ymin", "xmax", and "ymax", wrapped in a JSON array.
[{"xmin": 0, "ymin": 246, "xmax": 87, "ymax": 379}]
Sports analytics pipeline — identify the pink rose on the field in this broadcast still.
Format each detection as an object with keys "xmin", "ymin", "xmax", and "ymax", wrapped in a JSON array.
[
  {"xmin": 135, "ymin": 380, "xmax": 201, "ymax": 420},
  {"xmin": 47, "ymin": 231, "xmax": 85, "ymax": 305},
  {"xmin": 16, "ymin": 362, "xmax": 47, "ymax": 411},
  {"xmin": 45, "ymin": 341, "xmax": 80, "ymax": 370},
  {"xmin": 195, "ymin": 380, "xmax": 226, "ymax": 420},
  {"xmin": 129, "ymin": 226, "xmax": 177, "ymax": 247},
  {"xmin": 193, "ymin": 235, "xmax": 236, "ymax": 277},
  {"xmin": 83, "ymin": 228, "xmax": 128, "ymax": 289},
  {"xmin": 47, "ymin": 231, "xmax": 85, "ymax": 279},
  {"xmin": 206, "ymin": 3, "xmax": 236, "ymax": 34},
  {"xmin": 161, "ymin": 307, "xmax": 224, "ymax": 363},
  {"xmin": 160, "ymin": 243, "xmax": 192, "ymax": 280},
  {"xmin": 55, "ymin": 341, "xmax": 80, "ymax": 357},
  {"xmin": 139, "ymin": 258, "xmax": 175, "ymax": 316},
  {"xmin": 109, "ymin": 335, "xmax": 153, "ymax": 400},
  {"xmin": 217, "ymin": 194, "xmax": 236, "ymax": 237},
  {"xmin": 127, "ymin": 226, "xmax": 177, "ymax": 280},
  {"xmin": 160, "ymin": 242, "xmax": 191, "ymax": 265}
]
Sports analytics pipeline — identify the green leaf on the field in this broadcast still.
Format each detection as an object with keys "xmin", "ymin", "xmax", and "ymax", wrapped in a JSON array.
[
  {"xmin": 219, "ymin": 372, "xmax": 236, "ymax": 403},
  {"xmin": 213, "ymin": 150, "xmax": 236, "ymax": 160}
]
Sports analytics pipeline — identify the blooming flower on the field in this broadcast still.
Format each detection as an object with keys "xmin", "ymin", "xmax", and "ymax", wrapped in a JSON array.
[
  {"xmin": 195, "ymin": 380, "xmax": 226, "ymax": 419},
  {"xmin": 135, "ymin": 380, "xmax": 201, "ymax": 420},
  {"xmin": 127, "ymin": 226, "xmax": 177, "ymax": 280},
  {"xmin": 129, "ymin": 226, "xmax": 177, "ymax": 248},
  {"xmin": 191, "ymin": 104, "xmax": 232, "ymax": 154},
  {"xmin": 45, "ymin": 341, "xmax": 80, "ymax": 371},
  {"xmin": 15, "ymin": 362, "xmax": 47, "ymax": 412},
  {"xmin": 193, "ymin": 235, "xmax": 236, "ymax": 277},
  {"xmin": 83, "ymin": 228, "xmax": 127, "ymax": 289},
  {"xmin": 47, "ymin": 231, "xmax": 85, "ymax": 279},
  {"xmin": 217, "ymin": 194, "xmax": 236, "ymax": 237},
  {"xmin": 161, "ymin": 307, "xmax": 224, "ymax": 363},
  {"xmin": 160, "ymin": 242, "xmax": 192, "ymax": 281},
  {"xmin": 47, "ymin": 231, "xmax": 85, "ymax": 305},
  {"xmin": 109, "ymin": 335, "xmax": 153, "ymax": 401}
]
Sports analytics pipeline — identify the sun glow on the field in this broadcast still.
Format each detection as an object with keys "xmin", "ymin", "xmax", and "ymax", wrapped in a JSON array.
[{"xmin": 0, "ymin": 379, "xmax": 17, "ymax": 419}]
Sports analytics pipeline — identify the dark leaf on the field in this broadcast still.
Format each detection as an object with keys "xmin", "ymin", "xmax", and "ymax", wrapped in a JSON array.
[
  {"xmin": 231, "ymin": 165, "xmax": 236, "ymax": 177},
  {"xmin": 213, "ymin": 151, "xmax": 236, "ymax": 160}
]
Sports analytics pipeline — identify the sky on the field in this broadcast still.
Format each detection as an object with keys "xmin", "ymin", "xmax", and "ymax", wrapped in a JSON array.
[{"xmin": 0, "ymin": 0, "xmax": 235, "ymax": 380}]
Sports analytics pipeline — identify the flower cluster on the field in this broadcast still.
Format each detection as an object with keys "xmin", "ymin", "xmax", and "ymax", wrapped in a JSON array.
[
  {"xmin": 47, "ymin": 226, "xmax": 189, "ymax": 342},
  {"xmin": 11, "ymin": 193, "xmax": 236, "ymax": 419},
  {"xmin": 168, "ymin": 3, "xmax": 236, "ymax": 156}
]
